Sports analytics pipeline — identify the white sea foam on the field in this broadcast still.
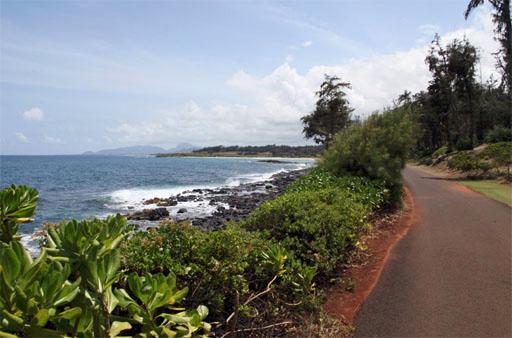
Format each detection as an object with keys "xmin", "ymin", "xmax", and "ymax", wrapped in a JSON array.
[
  {"xmin": 21, "ymin": 233, "xmax": 41, "ymax": 257},
  {"xmin": 106, "ymin": 185, "xmax": 211, "ymax": 210},
  {"xmin": 224, "ymin": 168, "xmax": 287, "ymax": 186},
  {"xmin": 105, "ymin": 161, "xmax": 312, "ymax": 214}
]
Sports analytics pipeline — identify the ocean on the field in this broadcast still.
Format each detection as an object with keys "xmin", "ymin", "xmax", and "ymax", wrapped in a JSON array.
[{"xmin": 0, "ymin": 155, "xmax": 313, "ymax": 252}]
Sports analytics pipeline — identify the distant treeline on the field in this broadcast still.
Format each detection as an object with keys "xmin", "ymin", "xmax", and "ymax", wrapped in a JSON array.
[{"xmin": 192, "ymin": 144, "xmax": 324, "ymax": 157}]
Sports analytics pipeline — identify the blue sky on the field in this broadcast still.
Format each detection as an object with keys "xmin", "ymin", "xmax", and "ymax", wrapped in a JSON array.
[{"xmin": 0, "ymin": 0, "xmax": 498, "ymax": 154}]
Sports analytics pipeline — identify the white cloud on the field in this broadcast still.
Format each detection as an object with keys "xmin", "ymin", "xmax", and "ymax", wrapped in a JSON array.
[
  {"xmin": 285, "ymin": 54, "xmax": 294, "ymax": 63},
  {"xmin": 301, "ymin": 40, "xmax": 313, "ymax": 48},
  {"xmin": 43, "ymin": 135, "xmax": 63, "ymax": 144},
  {"xmin": 15, "ymin": 132, "xmax": 29, "ymax": 143},
  {"xmin": 108, "ymin": 7, "xmax": 498, "ymax": 146},
  {"xmin": 22, "ymin": 107, "xmax": 44, "ymax": 121},
  {"xmin": 228, "ymin": 6, "xmax": 498, "ymax": 118}
]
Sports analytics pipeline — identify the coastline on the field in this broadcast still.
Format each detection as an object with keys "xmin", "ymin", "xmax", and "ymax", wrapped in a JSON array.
[
  {"xmin": 125, "ymin": 168, "xmax": 308, "ymax": 230},
  {"xmin": 155, "ymin": 153, "xmax": 319, "ymax": 161}
]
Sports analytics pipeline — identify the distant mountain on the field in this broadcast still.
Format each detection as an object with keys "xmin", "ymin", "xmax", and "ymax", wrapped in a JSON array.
[
  {"xmin": 82, "ymin": 145, "xmax": 167, "ymax": 156},
  {"xmin": 82, "ymin": 144, "xmax": 198, "ymax": 156}
]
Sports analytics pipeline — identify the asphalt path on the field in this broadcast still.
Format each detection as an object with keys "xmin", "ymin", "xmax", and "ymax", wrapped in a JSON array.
[{"xmin": 355, "ymin": 166, "xmax": 511, "ymax": 337}]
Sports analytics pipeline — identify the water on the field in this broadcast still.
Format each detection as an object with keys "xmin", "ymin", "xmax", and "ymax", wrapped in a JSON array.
[{"xmin": 0, "ymin": 155, "xmax": 313, "ymax": 251}]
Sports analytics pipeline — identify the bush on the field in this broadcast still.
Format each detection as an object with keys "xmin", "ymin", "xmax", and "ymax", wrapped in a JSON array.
[
  {"xmin": 242, "ymin": 188, "xmax": 369, "ymax": 278},
  {"xmin": 447, "ymin": 152, "xmax": 491, "ymax": 172},
  {"xmin": 122, "ymin": 222, "xmax": 279, "ymax": 319},
  {"xmin": 286, "ymin": 167, "xmax": 388, "ymax": 210},
  {"xmin": 432, "ymin": 145, "xmax": 449, "ymax": 158},
  {"xmin": 484, "ymin": 126, "xmax": 512, "ymax": 143},
  {"xmin": 479, "ymin": 142, "xmax": 512, "ymax": 177},
  {"xmin": 320, "ymin": 105, "xmax": 413, "ymax": 206}
]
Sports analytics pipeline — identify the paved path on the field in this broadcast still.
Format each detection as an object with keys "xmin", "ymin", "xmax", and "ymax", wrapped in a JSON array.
[{"xmin": 355, "ymin": 166, "xmax": 511, "ymax": 337}]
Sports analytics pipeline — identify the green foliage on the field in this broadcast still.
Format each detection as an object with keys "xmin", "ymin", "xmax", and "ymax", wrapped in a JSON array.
[
  {"xmin": 485, "ymin": 126, "xmax": 512, "ymax": 143},
  {"xmin": 0, "ymin": 242, "xmax": 81, "ymax": 337},
  {"xmin": 183, "ymin": 144, "xmax": 324, "ymax": 158},
  {"xmin": 320, "ymin": 104, "xmax": 413, "ymax": 206},
  {"xmin": 0, "ymin": 185, "xmax": 39, "ymax": 243},
  {"xmin": 116, "ymin": 272, "xmax": 210, "ymax": 336},
  {"xmin": 242, "ymin": 188, "xmax": 369, "ymax": 278},
  {"xmin": 447, "ymin": 142, "xmax": 511, "ymax": 177},
  {"xmin": 0, "ymin": 185, "xmax": 210, "ymax": 338},
  {"xmin": 286, "ymin": 167, "xmax": 388, "ymax": 210},
  {"xmin": 122, "ymin": 222, "xmax": 280, "ymax": 319},
  {"xmin": 480, "ymin": 142, "xmax": 512, "ymax": 176},
  {"xmin": 447, "ymin": 152, "xmax": 491, "ymax": 172},
  {"xmin": 302, "ymin": 75, "xmax": 354, "ymax": 146},
  {"xmin": 432, "ymin": 145, "xmax": 449, "ymax": 158}
]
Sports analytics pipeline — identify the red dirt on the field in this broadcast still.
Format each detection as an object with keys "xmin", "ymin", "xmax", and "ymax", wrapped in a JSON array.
[
  {"xmin": 322, "ymin": 188, "xmax": 416, "ymax": 323},
  {"xmin": 449, "ymin": 182, "xmax": 478, "ymax": 195}
]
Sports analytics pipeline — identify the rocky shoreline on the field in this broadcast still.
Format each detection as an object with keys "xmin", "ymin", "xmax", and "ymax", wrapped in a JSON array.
[{"xmin": 125, "ymin": 169, "xmax": 307, "ymax": 230}]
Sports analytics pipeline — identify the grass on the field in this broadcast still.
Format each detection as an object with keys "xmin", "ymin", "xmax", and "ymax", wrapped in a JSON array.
[{"xmin": 459, "ymin": 180, "xmax": 512, "ymax": 206}]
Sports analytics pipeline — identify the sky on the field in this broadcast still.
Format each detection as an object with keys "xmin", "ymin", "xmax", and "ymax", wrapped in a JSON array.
[{"xmin": 0, "ymin": 0, "xmax": 500, "ymax": 155}]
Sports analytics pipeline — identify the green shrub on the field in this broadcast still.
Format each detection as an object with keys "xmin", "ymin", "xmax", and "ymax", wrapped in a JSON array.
[
  {"xmin": 447, "ymin": 152, "xmax": 491, "ymax": 172},
  {"xmin": 286, "ymin": 167, "xmax": 388, "ymax": 210},
  {"xmin": 122, "ymin": 222, "xmax": 282, "ymax": 319},
  {"xmin": 320, "ymin": 105, "xmax": 413, "ymax": 207},
  {"xmin": 479, "ymin": 142, "xmax": 512, "ymax": 176},
  {"xmin": 0, "ymin": 184, "xmax": 38, "ymax": 243},
  {"xmin": 432, "ymin": 145, "xmax": 449, "ymax": 158},
  {"xmin": 0, "ymin": 241, "xmax": 82, "ymax": 336},
  {"xmin": 484, "ymin": 126, "xmax": 512, "ymax": 143},
  {"xmin": 241, "ymin": 188, "xmax": 369, "ymax": 278}
]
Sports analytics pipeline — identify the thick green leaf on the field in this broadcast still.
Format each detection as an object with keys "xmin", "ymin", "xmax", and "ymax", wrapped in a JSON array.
[
  {"xmin": 56, "ymin": 307, "xmax": 82, "ymax": 320},
  {"xmin": 32, "ymin": 308, "xmax": 50, "ymax": 327},
  {"xmin": 109, "ymin": 321, "xmax": 132, "ymax": 338},
  {"xmin": 0, "ymin": 331, "xmax": 18, "ymax": 338}
]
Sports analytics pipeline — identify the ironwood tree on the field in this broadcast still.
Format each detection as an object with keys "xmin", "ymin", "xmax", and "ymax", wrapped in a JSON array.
[{"xmin": 301, "ymin": 75, "xmax": 354, "ymax": 147}]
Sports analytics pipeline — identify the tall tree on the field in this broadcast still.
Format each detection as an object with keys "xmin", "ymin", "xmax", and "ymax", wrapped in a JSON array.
[
  {"xmin": 447, "ymin": 38, "xmax": 480, "ymax": 144},
  {"xmin": 465, "ymin": 0, "xmax": 512, "ymax": 96},
  {"xmin": 301, "ymin": 75, "xmax": 354, "ymax": 147},
  {"xmin": 425, "ymin": 34, "xmax": 455, "ymax": 149},
  {"xmin": 424, "ymin": 36, "xmax": 480, "ymax": 150}
]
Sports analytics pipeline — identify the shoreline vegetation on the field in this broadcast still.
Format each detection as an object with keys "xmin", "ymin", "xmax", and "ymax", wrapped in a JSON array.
[{"xmin": 156, "ymin": 144, "xmax": 324, "ymax": 159}]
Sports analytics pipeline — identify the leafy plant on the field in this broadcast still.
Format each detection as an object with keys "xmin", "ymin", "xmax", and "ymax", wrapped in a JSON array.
[
  {"xmin": 0, "ymin": 185, "xmax": 38, "ymax": 243},
  {"xmin": 479, "ymin": 142, "xmax": 512, "ymax": 177},
  {"xmin": 432, "ymin": 145, "xmax": 449, "ymax": 158},
  {"xmin": 115, "ymin": 272, "xmax": 210, "ymax": 337},
  {"xmin": 122, "ymin": 222, "xmax": 279, "ymax": 319},
  {"xmin": 0, "ymin": 241, "xmax": 82, "ymax": 337},
  {"xmin": 447, "ymin": 151, "xmax": 491, "ymax": 173},
  {"xmin": 242, "ymin": 188, "xmax": 369, "ymax": 278}
]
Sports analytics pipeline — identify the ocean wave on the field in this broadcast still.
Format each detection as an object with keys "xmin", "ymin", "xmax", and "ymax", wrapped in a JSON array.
[
  {"xmin": 105, "ymin": 162, "xmax": 310, "ymax": 211},
  {"xmin": 224, "ymin": 168, "xmax": 288, "ymax": 187},
  {"xmin": 105, "ymin": 185, "xmax": 212, "ymax": 210}
]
